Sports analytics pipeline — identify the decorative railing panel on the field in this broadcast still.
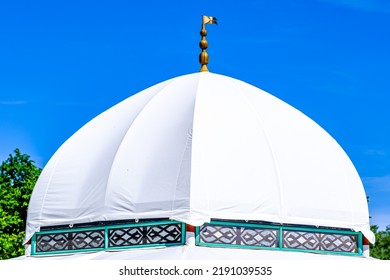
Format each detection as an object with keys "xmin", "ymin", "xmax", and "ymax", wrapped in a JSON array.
[
  {"xmin": 196, "ymin": 221, "xmax": 362, "ymax": 256},
  {"xmin": 199, "ymin": 224, "xmax": 278, "ymax": 248},
  {"xmin": 108, "ymin": 223, "xmax": 182, "ymax": 248},
  {"xmin": 282, "ymin": 230, "xmax": 358, "ymax": 253},
  {"xmin": 36, "ymin": 230, "xmax": 105, "ymax": 253},
  {"xmin": 32, "ymin": 220, "xmax": 185, "ymax": 256}
]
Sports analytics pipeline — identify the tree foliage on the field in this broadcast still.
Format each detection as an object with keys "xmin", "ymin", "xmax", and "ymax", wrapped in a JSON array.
[
  {"xmin": 0, "ymin": 149, "xmax": 41, "ymax": 260},
  {"xmin": 370, "ymin": 225, "xmax": 390, "ymax": 260}
]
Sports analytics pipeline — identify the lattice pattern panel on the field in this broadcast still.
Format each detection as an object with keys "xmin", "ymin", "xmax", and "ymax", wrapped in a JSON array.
[
  {"xmin": 108, "ymin": 223, "xmax": 182, "ymax": 247},
  {"xmin": 33, "ymin": 221, "xmax": 184, "ymax": 255},
  {"xmin": 197, "ymin": 222, "xmax": 361, "ymax": 255},
  {"xmin": 282, "ymin": 230, "xmax": 358, "ymax": 253},
  {"xmin": 199, "ymin": 224, "xmax": 279, "ymax": 248},
  {"xmin": 36, "ymin": 230, "xmax": 105, "ymax": 253}
]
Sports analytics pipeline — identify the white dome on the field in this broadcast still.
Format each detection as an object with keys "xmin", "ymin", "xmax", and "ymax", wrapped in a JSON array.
[{"xmin": 25, "ymin": 72, "xmax": 373, "ymax": 242}]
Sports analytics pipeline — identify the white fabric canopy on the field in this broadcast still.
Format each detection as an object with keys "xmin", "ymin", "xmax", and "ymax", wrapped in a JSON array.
[{"xmin": 25, "ymin": 72, "xmax": 374, "ymax": 244}]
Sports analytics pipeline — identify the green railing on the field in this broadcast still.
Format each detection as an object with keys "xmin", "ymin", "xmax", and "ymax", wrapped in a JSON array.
[
  {"xmin": 31, "ymin": 219, "xmax": 363, "ymax": 257},
  {"xmin": 31, "ymin": 220, "xmax": 186, "ymax": 256},
  {"xmin": 195, "ymin": 220, "xmax": 363, "ymax": 256}
]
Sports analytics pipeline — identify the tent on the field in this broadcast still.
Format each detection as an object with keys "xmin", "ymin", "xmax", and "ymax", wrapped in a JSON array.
[{"xmin": 21, "ymin": 72, "xmax": 374, "ymax": 260}]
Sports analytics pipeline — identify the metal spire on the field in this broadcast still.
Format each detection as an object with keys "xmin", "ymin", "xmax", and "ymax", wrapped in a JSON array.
[{"xmin": 199, "ymin": 15, "xmax": 217, "ymax": 72}]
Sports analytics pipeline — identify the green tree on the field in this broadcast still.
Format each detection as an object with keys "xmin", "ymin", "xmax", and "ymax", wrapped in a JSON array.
[
  {"xmin": 0, "ymin": 149, "xmax": 41, "ymax": 260},
  {"xmin": 370, "ymin": 225, "xmax": 390, "ymax": 260}
]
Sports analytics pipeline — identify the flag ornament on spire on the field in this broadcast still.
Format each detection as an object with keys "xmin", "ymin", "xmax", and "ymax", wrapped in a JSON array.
[
  {"xmin": 202, "ymin": 15, "xmax": 218, "ymax": 26},
  {"xmin": 199, "ymin": 15, "xmax": 217, "ymax": 72}
]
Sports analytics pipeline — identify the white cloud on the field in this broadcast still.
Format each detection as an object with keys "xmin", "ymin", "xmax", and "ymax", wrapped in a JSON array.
[
  {"xmin": 363, "ymin": 175, "xmax": 390, "ymax": 192},
  {"xmin": 364, "ymin": 175, "xmax": 390, "ymax": 230},
  {"xmin": 0, "ymin": 100, "xmax": 27, "ymax": 105},
  {"xmin": 363, "ymin": 149, "xmax": 388, "ymax": 156},
  {"xmin": 369, "ymin": 212, "xmax": 390, "ymax": 230}
]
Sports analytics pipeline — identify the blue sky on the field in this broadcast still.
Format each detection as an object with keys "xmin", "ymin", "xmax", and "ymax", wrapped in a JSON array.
[{"xmin": 0, "ymin": 0, "xmax": 389, "ymax": 230}]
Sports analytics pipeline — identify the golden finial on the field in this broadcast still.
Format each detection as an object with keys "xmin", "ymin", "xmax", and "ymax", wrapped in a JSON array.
[{"xmin": 199, "ymin": 15, "xmax": 217, "ymax": 72}]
